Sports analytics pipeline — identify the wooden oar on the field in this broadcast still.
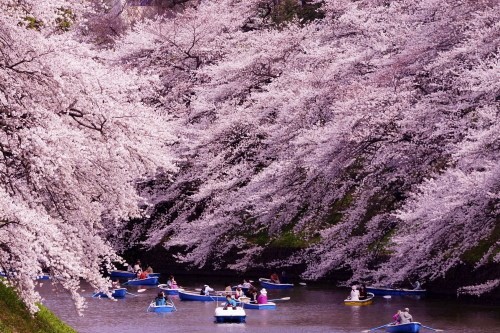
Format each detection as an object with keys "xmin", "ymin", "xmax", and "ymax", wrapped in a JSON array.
[
  {"xmin": 126, "ymin": 291, "xmax": 139, "ymax": 296},
  {"xmin": 361, "ymin": 323, "xmax": 392, "ymax": 332},
  {"xmin": 137, "ymin": 288, "xmax": 146, "ymax": 293},
  {"xmin": 421, "ymin": 325, "xmax": 444, "ymax": 332},
  {"xmin": 267, "ymin": 297, "xmax": 290, "ymax": 302}
]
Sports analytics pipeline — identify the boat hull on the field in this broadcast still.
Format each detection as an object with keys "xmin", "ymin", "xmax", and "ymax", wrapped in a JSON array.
[
  {"xmin": 125, "ymin": 277, "xmax": 159, "ymax": 286},
  {"xmin": 178, "ymin": 290, "xmax": 227, "ymax": 302},
  {"xmin": 366, "ymin": 287, "xmax": 426, "ymax": 296},
  {"xmin": 259, "ymin": 278, "xmax": 294, "ymax": 289},
  {"xmin": 158, "ymin": 284, "xmax": 184, "ymax": 295},
  {"xmin": 344, "ymin": 292, "xmax": 375, "ymax": 306},
  {"xmin": 242, "ymin": 302, "xmax": 276, "ymax": 310},
  {"xmin": 147, "ymin": 302, "xmax": 175, "ymax": 313},
  {"xmin": 386, "ymin": 322, "xmax": 421, "ymax": 333},
  {"xmin": 214, "ymin": 306, "xmax": 246, "ymax": 323},
  {"xmin": 93, "ymin": 288, "xmax": 127, "ymax": 299},
  {"xmin": 110, "ymin": 270, "xmax": 160, "ymax": 279}
]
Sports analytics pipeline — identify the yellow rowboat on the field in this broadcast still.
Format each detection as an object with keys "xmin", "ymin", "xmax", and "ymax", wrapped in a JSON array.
[{"xmin": 344, "ymin": 292, "xmax": 375, "ymax": 306}]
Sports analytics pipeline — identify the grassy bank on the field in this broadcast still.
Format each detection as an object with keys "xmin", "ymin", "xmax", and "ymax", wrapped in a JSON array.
[{"xmin": 0, "ymin": 281, "xmax": 76, "ymax": 333}]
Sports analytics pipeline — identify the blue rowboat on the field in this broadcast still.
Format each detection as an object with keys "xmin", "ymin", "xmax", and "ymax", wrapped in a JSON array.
[
  {"xmin": 366, "ymin": 286, "xmax": 426, "ymax": 296},
  {"xmin": 92, "ymin": 288, "xmax": 127, "ymax": 299},
  {"xmin": 147, "ymin": 301, "xmax": 176, "ymax": 313},
  {"xmin": 386, "ymin": 322, "xmax": 421, "ymax": 333},
  {"xmin": 214, "ymin": 306, "xmax": 246, "ymax": 323},
  {"xmin": 110, "ymin": 270, "xmax": 160, "ymax": 279},
  {"xmin": 178, "ymin": 290, "xmax": 227, "ymax": 302},
  {"xmin": 242, "ymin": 302, "xmax": 276, "ymax": 310},
  {"xmin": 123, "ymin": 277, "xmax": 158, "ymax": 286},
  {"xmin": 259, "ymin": 278, "xmax": 294, "ymax": 289},
  {"xmin": 158, "ymin": 284, "xmax": 184, "ymax": 295}
]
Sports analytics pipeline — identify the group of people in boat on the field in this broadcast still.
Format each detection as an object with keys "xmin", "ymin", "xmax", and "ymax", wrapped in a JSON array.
[
  {"xmin": 392, "ymin": 308, "xmax": 414, "ymax": 324},
  {"xmin": 270, "ymin": 271, "xmax": 289, "ymax": 284},
  {"xmin": 127, "ymin": 259, "xmax": 154, "ymax": 280},
  {"xmin": 200, "ymin": 279, "xmax": 269, "ymax": 305},
  {"xmin": 349, "ymin": 284, "xmax": 368, "ymax": 301}
]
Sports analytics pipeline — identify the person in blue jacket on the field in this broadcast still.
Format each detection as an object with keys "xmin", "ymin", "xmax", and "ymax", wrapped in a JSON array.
[
  {"xmin": 155, "ymin": 292, "xmax": 166, "ymax": 306},
  {"xmin": 223, "ymin": 295, "xmax": 237, "ymax": 310}
]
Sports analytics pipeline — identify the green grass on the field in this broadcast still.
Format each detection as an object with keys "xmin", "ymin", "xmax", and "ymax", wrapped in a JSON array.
[{"xmin": 0, "ymin": 281, "xmax": 76, "ymax": 333}]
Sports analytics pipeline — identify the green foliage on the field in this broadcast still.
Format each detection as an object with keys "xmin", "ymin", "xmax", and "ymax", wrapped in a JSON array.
[
  {"xmin": 461, "ymin": 219, "xmax": 500, "ymax": 264},
  {"xmin": 18, "ymin": 16, "xmax": 44, "ymax": 31},
  {"xmin": 270, "ymin": 230, "xmax": 316, "ymax": 248},
  {"xmin": 55, "ymin": 7, "xmax": 76, "ymax": 32},
  {"xmin": 324, "ymin": 190, "xmax": 354, "ymax": 226},
  {"xmin": 0, "ymin": 281, "xmax": 76, "ymax": 333},
  {"xmin": 246, "ymin": 230, "xmax": 270, "ymax": 246}
]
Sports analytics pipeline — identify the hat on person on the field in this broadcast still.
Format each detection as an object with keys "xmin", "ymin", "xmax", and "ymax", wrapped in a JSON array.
[
  {"xmin": 261, "ymin": 288, "xmax": 267, "ymax": 295},
  {"xmin": 404, "ymin": 308, "xmax": 409, "ymax": 312}
]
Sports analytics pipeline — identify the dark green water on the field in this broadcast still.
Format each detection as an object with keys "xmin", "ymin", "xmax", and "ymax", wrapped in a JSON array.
[{"xmin": 38, "ymin": 280, "xmax": 499, "ymax": 333}]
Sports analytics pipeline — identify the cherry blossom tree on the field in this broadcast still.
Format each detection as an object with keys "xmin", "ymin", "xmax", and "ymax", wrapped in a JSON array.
[
  {"xmin": 118, "ymin": 0, "xmax": 498, "ymax": 295},
  {"xmin": 0, "ymin": 0, "xmax": 177, "ymax": 312}
]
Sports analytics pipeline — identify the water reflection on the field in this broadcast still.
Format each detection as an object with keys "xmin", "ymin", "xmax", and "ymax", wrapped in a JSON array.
[{"xmin": 38, "ymin": 281, "xmax": 500, "ymax": 333}]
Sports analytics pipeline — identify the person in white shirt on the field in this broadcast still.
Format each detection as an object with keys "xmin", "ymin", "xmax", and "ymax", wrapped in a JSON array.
[{"xmin": 350, "ymin": 285, "xmax": 360, "ymax": 301}]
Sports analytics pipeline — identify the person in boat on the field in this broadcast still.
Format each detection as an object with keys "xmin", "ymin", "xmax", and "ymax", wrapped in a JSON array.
[
  {"xmin": 411, "ymin": 281, "xmax": 422, "ymax": 290},
  {"xmin": 245, "ymin": 286, "xmax": 258, "ymax": 303},
  {"xmin": 392, "ymin": 310, "xmax": 402, "ymax": 324},
  {"xmin": 167, "ymin": 275, "xmax": 178, "ymax": 289},
  {"xmin": 155, "ymin": 292, "xmax": 166, "ymax": 306},
  {"xmin": 224, "ymin": 282, "xmax": 232, "ymax": 294},
  {"xmin": 399, "ymin": 308, "xmax": 413, "ymax": 324},
  {"xmin": 270, "ymin": 273, "xmax": 280, "ymax": 284},
  {"xmin": 359, "ymin": 284, "xmax": 367, "ymax": 300},
  {"xmin": 257, "ymin": 288, "xmax": 268, "ymax": 304},
  {"xmin": 133, "ymin": 260, "xmax": 142, "ymax": 272},
  {"xmin": 242, "ymin": 279, "xmax": 252, "ymax": 288},
  {"xmin": 349, "ymin": 285, "xmax": 360, "ymax": 301},
  {"xmin": 137, "ymin": 269, "xmax": 148, "ymax": 280},
  {"xmin": 126, "ymin": 263, "xmax": 135, "ymax": 273},
  {"xmin": 234, "ymin": 287, "xmax": 244, "ymax": 299},
  {"xmin": 111, "ymin": 279, "xmax": 120, "ymax": 289},
  {"xmin": 200, "ymin": 284, "xmax": 214, "ymax": 296},
  {"xmin": 223, "ymin": 294, "xmax": 237, "ymax": 310},
  {"xmin": 145, "ymin": 265, "xmax": 153, "ymax": 274}
]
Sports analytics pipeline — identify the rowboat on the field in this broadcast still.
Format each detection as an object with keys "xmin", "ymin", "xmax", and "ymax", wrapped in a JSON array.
[
  {"xmin": 158, "ymin": 284, "xmax": 184, "ymax": 295},
  {"xmin": 386, "ymin": 322, "xmax": 422, "ymax": 333},
  {"xmin": 92, "ymin": 288, "xmax": 127, "ymax": 299},
  {"xmin": 259, "ymin": 278, "xmax": 294, "ymax": 289},
  {"xmin": 366, "ymin": 286, "xmax": 426, "ymax": 296},
  {"xmin": 110, "ymin": 270, "xmax": 160, "ymax": 279},
  {"xmin": 242, "ymin": 302, "xmax": 276, "ymax": 310},
  {"xmin": 147, "ymin": 301, "xmax": 176, "ymax": 313},
  {"xmin": 344, "ymin": 292, "xmax": 375, "ymax": 306},
  {"xmin": 214, "ymin": 306, "xmax": 246, "ymax": 323},
  {"xmin": 123, "ymin": 276, "xmax": 159, "ymax": 286},
  {"xmin": 178, "ymin": 290, "xmax": 228, "ymax": 302}
]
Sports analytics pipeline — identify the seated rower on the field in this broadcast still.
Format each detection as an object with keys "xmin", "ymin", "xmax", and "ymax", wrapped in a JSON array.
[
  {"xmin": 167, "ymin": 275, "xmax": 178, "ymax": 289},
  {"xmin": 155, "ymin": 292, "xmax": 166, "ymax": 306},
  {"xmin": 257, "ymin": 288, "xmax": 268, "ymax": 304},
  {"xmin": 270, "ymin": 273, "xmax": 280, "ymax": 284},
  {"xmin": 223, "ymin": 295, "xmax": 237, "ymax": 310},
  {"xmin": 349, "ymin": 286, "xmax": 360, "ymax": 301}
]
